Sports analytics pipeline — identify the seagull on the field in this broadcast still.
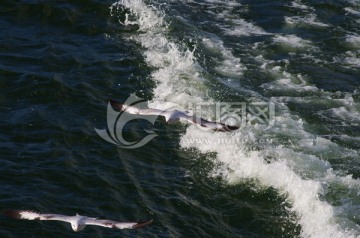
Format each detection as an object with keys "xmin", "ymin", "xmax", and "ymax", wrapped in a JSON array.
[
  {"xmin": 109, "ymin": 99, "xmax": 239, "ymax": 132},
  {"xmin": 3, "ymin": 210, "xmax": 153, "ymax": 232}
]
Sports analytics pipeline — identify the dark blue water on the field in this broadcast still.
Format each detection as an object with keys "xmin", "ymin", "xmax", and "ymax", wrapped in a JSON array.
[{"xmin": 1, "ymin": 1, "xmax": 360, "ymax": 237}]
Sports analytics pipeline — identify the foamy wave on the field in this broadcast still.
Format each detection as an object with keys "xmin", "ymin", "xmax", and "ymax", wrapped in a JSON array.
[
  {"xmin": 346, "ymin": 34, "xmax": 360, "ymax": 47},
  {"xmin": 343, "ymin": 56, "xmax": 360, "ymax": 66},
  {"xmin": 288, "ymin": 0, "xmax": 314, "ymax": 11},
  {"xmin": 285, "ymin": 14, "xmax": 329, "ymax": 28},
  {"xmin": 111, "ymin": 1, "xmax": 359, "ymax": 237},
  {"xmin": 177, "ymin": 0, "xmax": 242, "ymax": 8},
  {"xmin": 220, "ymin": 18, "xmax": 269, "ymax": 36},
  {"xmin": 202, "ymin": 37, "xmax": 246, "ymax": 78},
  {"xmin": 318, "ymin": 107, "xmax": 360, "ymax": 126},
  {"xmin": 111, "ymin": 0, "xmax": 207, "ymax": 106},
  {"xmin": 184, "ymin": 2, "xmax": 269, "ymax": 37},
  {"xmin": 203, "ymin": 0, "xmax": 242, "ymax": 7},
  {"xmin": 261, "ymin": 72, "xmax": 318, "ymax": 94},
  {"xmin": 344, "ymin": 0, "xmax": 360, "ymax": 7},
  {"xmin": 273, "ymin": 92, "xmax": 360, "ymax": 131},
  {"xmin": 345, "ymin": 7, "xmax": 360, "ymax": 17},
  {"xmin": 180, "ymin": 126, "xmax": 357, "ymax": 238},
  {"xmin": 334, "ymin": 51, "xmax": 360, "ymax": 68},
  {"xmin": 273, "ymin": 34, "xmax": 313, "ymax": 49}
]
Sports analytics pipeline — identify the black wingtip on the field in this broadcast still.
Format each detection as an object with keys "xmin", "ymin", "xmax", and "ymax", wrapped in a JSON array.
[
  {"xmin": 3, "ymin": 210, "xmax": 22, "ymax": 219},
  {"xmin": 107, "ymin": 99, "xmax": 124, "ymax": 111},
  {"xmin": 223, "ymin": 125, "xmax": 240, "ymax": 131},
  {"xmin": 108, "ymin": 99, "xmax": 124, "ymax": 111},
  {"xmin": 213, "ymin": 124, "xmax": 240, "ymax": 132},
  {"xmin": 132, "ymin": 219, "xmax": 153, "ymax": 229}
]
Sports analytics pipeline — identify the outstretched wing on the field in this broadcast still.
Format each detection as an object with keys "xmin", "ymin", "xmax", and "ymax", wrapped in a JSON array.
[
  {"xmin": 109, "ymin": 99, "xmax": 164, "ymax": 117},
  {"xmin": 3, "ymin": 210, "xmax": 73, "ymax": 223},
  {"xmin": 83, "ymin": 217, "xmax": 153, "ymax": 229}
]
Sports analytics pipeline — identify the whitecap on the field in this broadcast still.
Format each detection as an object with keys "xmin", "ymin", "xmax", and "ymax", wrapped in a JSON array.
[
  {"xmin": 344, "ymin": 7, "xmax": 360, "ymax": 17},
  {"xmin": 289, "ymin": 1, "xmax": 314, "ymax": 11},
  {"xmin": 202, "ymin": 37, "xmax": 246, "ymax": 78},
  {"xmin": 345, "ymin": 34, "xmax": 360, "ymax": 47},
  {"xmin": 220, "ymin": 18, "xmax": 270, "ymax": 37},
  {"xmin": 273, "ymin": 34, "xmax": 312, "ymax": 49},
  {"xmin": 285, "ymin": 14, "xmax": 330, "ymax": 28}
]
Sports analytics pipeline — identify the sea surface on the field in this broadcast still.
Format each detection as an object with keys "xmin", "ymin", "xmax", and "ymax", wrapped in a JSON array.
[{"xmin": 1, "ymin": 0, "xmax": 360, "ymax": 237}]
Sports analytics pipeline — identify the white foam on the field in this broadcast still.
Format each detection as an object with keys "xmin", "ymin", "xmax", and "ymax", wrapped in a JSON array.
[
  {"xmin": 180, "ymin": 126, "xmax": 358, "ymax": 238},
  {"xmin": 220, "ymin": 18, "xmax": 270, "ymax": 37},
  {"xmin": 285, "ymin": 14, "xmax": 329, "ymax": 28},
  {"xmin": 345, "ymin": 7, "xmax": 360, "ymax": 17},
  {"xmin": 203, "ymin": 0, "xmax": 242, "ymax": 7},
  {"xmin": 179, "ymin": 0, "xmax": 242, "ymax": 7},
  {"xmin": 261, "ymin": 72, "xmax": 318, "ymax": 93},
  {"xmin": 182, "ymin": 1, "xmax": 268, "ymax": 37},
  {"xmin": 202, "ymin": 37, "xmax": 246, "ymax": 78},
  {"xmin": 204, "ymin": 4, "xmax": 269, "ymax": 36},
  {"xmin": 343, "ymin": 57, "xmax": 360, "ymax": 66},
  {"xmin": 334, "ymin": 51, "xmax": 360, "ymax": 68},
  {"xmin": 275, "ymin": 92, "xmax": 360, "ymax": 128},
  {"xmin": 319, "ymin": 107, "xmax": 360, "ymax": 125},
  {"xmin": 289, "ymin": 1, "xmax": 314, "ymax": 11},
  {"xmin": 346, "ymin": 34, "xmax": 360, "ymax": 47},
  {"xmin": 344, "ymin": 0, "xmax": 360, "ymax": 7},
  {"xmin": 111, "ymin": 1, "xmax": 359, "ymax": 237},
  {"xmin": 111, "ymin": 1, "xmax": 208, "ymax": 106},
  {"xmin": 273, "ymin": 34, "xmax": 312, "ymax": 49}
]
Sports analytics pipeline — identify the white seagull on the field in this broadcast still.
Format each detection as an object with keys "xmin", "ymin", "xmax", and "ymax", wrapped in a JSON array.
[
  {"xmin": 109, "ymin": 99, "xmax": 239, "ymax": 132},
  {"xmin": 3, "ymin": 210, "xmax": 153, "ymax": 232}
]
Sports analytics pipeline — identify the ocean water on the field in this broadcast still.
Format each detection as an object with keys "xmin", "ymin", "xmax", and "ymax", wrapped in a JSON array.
[{"xmin": 1, "ymin": 0, "xmax": 360, "ymax": 237}]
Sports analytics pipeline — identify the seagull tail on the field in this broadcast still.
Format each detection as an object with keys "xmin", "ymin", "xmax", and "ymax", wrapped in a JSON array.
[
  {"xmin": 132, "ymin": 219, "xmax": 153, "ymax": 229},
  {"xmin": 3, "ymin": 210, "xmax": 22, "ymax": 219}
]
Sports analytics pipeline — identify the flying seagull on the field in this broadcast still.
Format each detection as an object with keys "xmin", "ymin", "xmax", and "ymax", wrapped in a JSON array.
[
  {"xmin": 3, "ymin": 210, "xmax": 152, "ymax": 232},
  {"xmin": 109, "ymin": 99, "xmax": 239, "ymax": 132}
]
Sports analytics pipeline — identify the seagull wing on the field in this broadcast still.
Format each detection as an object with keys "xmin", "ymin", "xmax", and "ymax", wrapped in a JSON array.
[
  {"xmin": 109, "ymin": 99, "xmax": 164, "ymax": 117},
  {"xmin": 178, "ymin": 114, "xmax": 239, "ymax": 132},
  {"xmin": 82, "ymin": 217, "xmax": 153, "ymax": 229},
  {"xmin": 3, "ymin": 210, "xmax": 73, "ymax": 223}
]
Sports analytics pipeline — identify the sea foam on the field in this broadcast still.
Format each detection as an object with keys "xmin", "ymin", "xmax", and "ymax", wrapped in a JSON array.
[{"xmin": 111, "ymin": 1, "xmax": 359, "ymax": 237}]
